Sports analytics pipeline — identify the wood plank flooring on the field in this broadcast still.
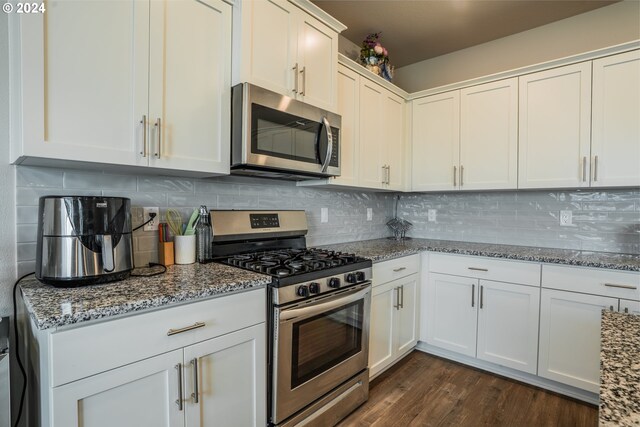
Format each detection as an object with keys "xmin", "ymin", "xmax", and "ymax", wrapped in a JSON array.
[{"xmin": 338, "ymin": 351, "xmax": 598, "ymax": 427}]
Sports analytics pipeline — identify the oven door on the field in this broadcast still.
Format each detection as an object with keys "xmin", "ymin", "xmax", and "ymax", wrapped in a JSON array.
[{"xmin": 272, "ymin": 283, "xmax": 371, "ymax": 424}]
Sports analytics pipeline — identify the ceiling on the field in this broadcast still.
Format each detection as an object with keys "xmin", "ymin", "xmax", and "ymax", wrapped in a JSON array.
[{"xmin": 311, "ymin": 1, "xmax": 620, "ymax": 68}]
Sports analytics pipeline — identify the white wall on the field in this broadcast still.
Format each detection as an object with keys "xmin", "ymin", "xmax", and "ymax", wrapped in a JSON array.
[
  {"xmin": 394, "ymin": 1, "xmax": 640, "ymax": 92},
  {"xmin": 0, "ymin": 10, "xmax": 17, "ymax": 318}
]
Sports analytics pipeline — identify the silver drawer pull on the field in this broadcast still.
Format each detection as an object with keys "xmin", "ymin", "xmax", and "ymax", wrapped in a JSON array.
[
  {"xmin": 175, "ymin": 363, "xmax": 183, "ymax": 411},
  {"xmin": 393, "ymin": 267, "xmax": 407, "ymax": 272},
  {"xmin": 604, "ymin": 283, "xmax": 637, "ymax": 290},
  {"xmin": 468, "ymin": 267, "xmax": 488, "ymax": 272},
  {"xmin": 167, "ymin": 322, "xmax": 205, "ymax": 336}
]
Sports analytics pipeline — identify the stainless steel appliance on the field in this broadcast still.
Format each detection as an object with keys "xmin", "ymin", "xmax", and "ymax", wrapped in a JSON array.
[
  {"xmin": 0, "ymin": 317, "xmax": 9, "ymax": 427},
  {"xmin": 36, "ymin": 196, "xmax": 134, "ymax": 287},
  {"xmin": 231, "ymin": 83, "xmax": 341, "ymax": 180},
  {"xmin": 209, "ymin": 210, "xmax": 371, "ymax": 427}
]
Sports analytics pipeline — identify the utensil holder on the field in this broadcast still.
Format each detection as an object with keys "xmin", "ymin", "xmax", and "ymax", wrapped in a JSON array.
[
  {"xmin": 158, "ymin": 242, "xmax": 174, "ymax": 266},
  {"xmin": 174, "ymin": 235, "xmax": 196, "ymax": 265}
]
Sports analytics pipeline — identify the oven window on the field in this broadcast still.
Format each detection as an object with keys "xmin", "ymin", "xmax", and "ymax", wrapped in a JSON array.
[
  {"xmin": 251, "ymin": 104, "xmax": 321, "ymax": 164},
  {"xmin": 291, "ymin": 300, "xmax": 363, "ymax": 388}
]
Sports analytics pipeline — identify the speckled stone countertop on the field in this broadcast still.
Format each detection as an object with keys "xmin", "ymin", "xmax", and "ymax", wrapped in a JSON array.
[
  {"xmin": 600, "ymin": 311, "xmax": 640, "ymax": 426},
  {"xmin": 320, "ymin": 238, "xmax": 640, "ymax": 271},
  {"xmin": 21, "ymin": 263, "xmax": 271, "ymax": 330}
]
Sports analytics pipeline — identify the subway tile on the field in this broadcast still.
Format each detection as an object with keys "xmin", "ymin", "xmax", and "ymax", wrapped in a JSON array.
[
  {"xmin": 194, "ymin": 180, "xmax": 240, "ymax": 195},
  {"xmin": 167, "ymin": 194, "xmax": 218, "ymax": 208},
  {"xmin": 16, "ymin": 166, "xmax": 63, "ymax": 188},
  {"xmin": 137, "ymin": 177, "xmax": 195, "ymax": 193},
  {"xmin": 63, "ymin": 171, "xmax": 137, "ymax": 190},
  {"xmin": 102, "ymin": 190, "xmax": 167, "ymax": 207},
  {"xmin": 16, "ymin": 206, "xmax": 38, "ymax": 224},
  {"xmin": 17, "ymin": 242, "xmax": 36, "ymax": 261},
  {"xmin": 16, "ymin": 188, "xmax": 98, "ymax": 206},
  {"xmin": 18, "ymin": 261, "xmax": 36, "ymax": 277},
  {"xmin": 16, "ymin": 224, "xmax": 38, "ymax": 243}
]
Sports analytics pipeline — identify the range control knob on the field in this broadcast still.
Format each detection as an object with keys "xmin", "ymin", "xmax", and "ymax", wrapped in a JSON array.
[
  {"xmin": 296, "ymin": 285, "xmax": 309, "ymax": 298},
  {"xmin": 329, "ymin": 277, "xmax": 341, "ymax": 288},
  {"xmin": 309, "ymin": 282, "xmax": 320, "ymax": 294},
  {"xmin": 346, "ymin": 273, "xmax": 357, "ymax": 283},
  {"xmin": 356, "ymin": 271, "xmax": 366, "ymax": 282}
]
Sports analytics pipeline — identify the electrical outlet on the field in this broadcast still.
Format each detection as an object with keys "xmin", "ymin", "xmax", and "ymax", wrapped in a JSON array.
[
  {"xmin": 143, "ymin": 207, "xmax": 160, "ymax": 231},
  {"xmin": 560, "ymin": 210, "xmax": 572, "ymax": 226},
  {"xmin": 367, "ymin": 208, "xmax": 373, "ymax": 221},
  {"xmin": 321, "ymin": 207, "xmax": 329, "ymax": 223},
  {"xmin": 428, "ymin": 209, "xmax": 437, "ymax": 222}
]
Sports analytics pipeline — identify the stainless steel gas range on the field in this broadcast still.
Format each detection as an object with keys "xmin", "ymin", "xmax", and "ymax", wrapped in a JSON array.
[{"xmin": 209, "ymin": 210, "xmax": 371, "ymax": 427}]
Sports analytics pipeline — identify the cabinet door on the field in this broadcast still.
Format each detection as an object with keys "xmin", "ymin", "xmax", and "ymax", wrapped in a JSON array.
[
  {"xmin": 331, "ymin": 66, "xmax": 360, "ymax": 186},
  {"xmin": 395, "ymin": 275, "xmax": 419, "ymax": 355},
  {"xmin": 518, "ymin": 62, "xmax": 592, "ymax": 189},
  {"xmin": 411, "ymin": 92, "xmax": 460, "ymax": 191},
  {"xmin": 383, "ymin": 91, "xmax": 406, "ymax": 191},
  {"xmin": 538, "ymin": 289, "xmax": 618, "ymax": 393},
  {"xmin": 148, "ymin": 0, "xmax": 231, "ymax": 175},
  {"xmin": 247, "ymin": 0, "xmax": 297, "ymax": 96},
  {"xmin": 460, "ymin": 78, "xmax": 518, "ymax": 190},
  {"xmin": 52, "ymin": 350, "xmax": 184, "ymax": 427},
  {"xmin": 358, "ymin": 80, "xmax": 384, "ymax": 189},
  {"xmin": 369, "ymin": 281, "xmax": 397, "ymax": 377},
  {"xmin": 476, "ymin": 280, "xmax": 540, "ymax": 374},
  {"xmin": 297, "ymin": 13, "xmax": 338, "ymax": 111},
  {"xmin": 591, "ymin": 50, "xmax": 640, "ymax": 188},
  {"xmin": 619, "ymin": 299, "xmax": 640, "ymax": 315},
  {"xmin": 425, "ymin": 273, "xmax": 477, "ymax": 357},
  {"xmin": 13, "ymin": 0, "xmax": 149, "ymax": 166},
  {"xmin": 184, "ymin": 323, "xmax": 266, "ymax": 427}
]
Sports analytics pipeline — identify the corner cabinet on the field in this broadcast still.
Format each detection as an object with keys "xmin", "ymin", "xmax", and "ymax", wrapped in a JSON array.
[
  {"xmin": 369, "ymin": 255, "xmax": 419, "ymax": 378},
  {"xmin": 24, "ymin": 289, "xmax": 267, "ymax": 427},
  {"xmin": 232, "ymin": 0, "xmax": 344, "ymax": 112},
  {"xmin": 10, "ymin": 0, "xmax": 232, "ymax": 176}
]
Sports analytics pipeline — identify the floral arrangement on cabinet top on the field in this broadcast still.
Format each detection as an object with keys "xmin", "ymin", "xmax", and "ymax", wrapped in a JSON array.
[{"xmin": 359, "ymin": 32, "xmax": 394, "ymax": 81}]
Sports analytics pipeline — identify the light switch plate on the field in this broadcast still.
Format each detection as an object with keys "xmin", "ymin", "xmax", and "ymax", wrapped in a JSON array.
[
  {"xmin": 560, "ymin": 210, "xmax": 572, "ymax": 226},
  {"xmin": 321, "ymin": 207, "xmax": 329, "ymax": 223},
  {"xmin": 367, "ymin": 208, "xmax": 373, "ymax": 221},
  {"xmin": 428, "ymin": 209, "xmax": 437, "ymax": 222}
]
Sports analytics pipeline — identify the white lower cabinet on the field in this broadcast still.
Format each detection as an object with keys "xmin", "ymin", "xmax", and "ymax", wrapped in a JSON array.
[
  {"xmin": 369, "ymin": 256, "xmax": 420, "ymax": 378},
  {"xmin": 620, "ymin": 299, "xmax": 640, "ymax": 315}
]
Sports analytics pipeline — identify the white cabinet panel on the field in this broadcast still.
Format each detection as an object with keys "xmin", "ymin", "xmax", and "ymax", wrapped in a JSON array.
[
  {"xmin": 52, "ymin": 350, "xmax": 184, "ymax": 427},
  {"xmin": 369, "ymin": 282, "xmax": 396, "ymax": 377},
  {"xmin": 620, "ymin": 299, "xmax": 640, "ymax": 315},
  {"xmin": 396, "ymin": 276, "xmax": 419, "ymax": 355},
  {"xmin": 518, "ymin": 62, "xmax": 592, "ymax": 189},
  {"xmin": 411, "ymin": 91, "xmax": 460, "ymax": 191},
  {"xmin": 358, "ymin": 80, "xmax": 385, "ymax": 188},
  {"xmin": 384, "ymin": 92, "xmax": 405, "ymax": 190},
  {"xmin": 476, "ymin": 280, "xmax": 540, "ymax": 374},
  {"xmin": 331, "ymin": 65, "xmax": 360, "ymax": 186},
  {"xmin": 425, "ymin": 272, "xmax": 477, "ymax": 357},
  {"xmin": 538, "ymin": 289, "xmax": 617, "ymax": 393},
  {"xmin": 591, "ymin": 50, "xmax": 640, "ymax": 187},
  {"xmin": 460, "ymin": 78, "xmax": 518, "ymax": 190}
]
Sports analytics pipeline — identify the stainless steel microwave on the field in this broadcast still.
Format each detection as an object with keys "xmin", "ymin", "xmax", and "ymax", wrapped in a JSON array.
[{"xmin": 231, "ymin": 83, "xmax": 341, "ymax": 180}]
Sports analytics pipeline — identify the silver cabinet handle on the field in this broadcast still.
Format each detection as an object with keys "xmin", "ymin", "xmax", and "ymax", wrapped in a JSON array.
[
  {"xmin": 471, "ymin": 284, "xmax": 475, "ymax": 308},
  {"xmin": 582, "ymin": 156, "xmax": 587, "ymax": 182},
  {"xmin": 191, "ymin": 358, "xmax": 199, "ymax": 404},
  {"xmin": 604, "ymin": 283, "xmax": 637, "ymax": 290},
  {"xmin": 624, "ymin": 307, "xmax": 629, "ymax": 313},
  {"xmin": 386, "ymin": 165, "xmax": 391, "ymax": 185},
  {"xmin": 593, "ymin": 155, "xmax": 599, "ymax": 182},
  {"xmin": 154, "ymin": 118, "xmax": 162, "ymax": 159},
  {"xmin": 167, "ymin": 322, "xmax": 205, "ymax": 336},
  {"xmin": 140, "ymin": 115, "xmax": 147, "ymax": 157},
  {"xmin": 393, "ymin": 267, "xmax": 406, "ymax": 272},
  {"xmin": 480, "ymin": 285, "xmax": 484, "ymax": 309},
  {"xmin": 453, "ymin": 166, "xmax": 457, "ymax": 186},
  {"xmin": 468, "ymin": 267, "xmax": 488, "ymax": 272},
  {"xmin": 300, "ymin": 66, "xmax": 306, "ymax": 96},
  {"xmin": 292, "ymin": 63, "xmax": 299, "ymax": 93},
  {"xmin": 394, "ymin": 287, "xmax": 400, "ymax": 310},
  {"xmin": 609, "ymin": 305, "xmax": 615, "ymax": 311},
  {"xmin": 400, "ymin": 285, "xmax": 404, "ymax": 309},
  {"xmin": 381, "ymin": 165, "xmax": 387, "ymax": 184},
  {"xmin": 175, "ymin": 363, "xmax": 183, "ymax": 411},
  {"xmin": 460, "ymin": 165, "xmax": 464, "ymax": 187}
]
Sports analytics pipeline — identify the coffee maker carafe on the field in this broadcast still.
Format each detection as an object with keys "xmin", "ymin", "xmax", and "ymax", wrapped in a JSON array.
[{"xmin": 36, "ymin": 196, "xmax": 134, "ymax": 287}]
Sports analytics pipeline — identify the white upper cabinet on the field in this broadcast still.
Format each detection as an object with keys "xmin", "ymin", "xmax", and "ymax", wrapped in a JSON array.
[
  {"xmin": 411, "ymin": 91, "xmax": 460, "ymax": 192},
  {"xmin": 591, "ymin": 50, "xmax": 640, "ymax": 188},
  {"xmin": 460, "ymin": 78, "xmax": 518, "ymax": 190},
  {"xmin": 358, "ymin": 79, "xmax": 385, "ymax": 188},
  {"xmin": 331, "ymin": 65, "xmax": 360, "ymax": 186},
  {"xmin": 518, "ymin": 62, "xmax": 592, "ymax": 189},
  {"xmin": 383, "ymin": 91, "xmax": 406, "ymax": 191},
  {"xmin": 10, "ymin": 0, "xmax": 231, "ymax": 176},
  {"xmin": 233, "ymin": 0, "xmax": 343, "ymax": 112}
]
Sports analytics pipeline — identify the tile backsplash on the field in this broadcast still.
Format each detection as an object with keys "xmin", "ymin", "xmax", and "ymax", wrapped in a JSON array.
[
  {"xmin": 15, "ymin": 165, "xmax": 640, "ymax": 276},
  {"xmin": 15, "ymin": 166, "xmax": 392, "ymax": 275},
  {"xmin": 399, "ymin": 190, "xmax": 640, "ymax": 254}
]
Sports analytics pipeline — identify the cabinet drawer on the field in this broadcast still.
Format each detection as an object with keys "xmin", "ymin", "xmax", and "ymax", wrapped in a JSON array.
[
  {"xmin": 542, "ymin": 264, "xmax": 640, "ymax": 300},
  {"xmin": 373, "ymin": 254, "xmax": 420, "ymax": 286},
  {"xmin": 428, "ymin": 253, "xmax": 540, "ymax": 286},
  {"xmin": 50, "ymin": 288, "xmax": 265, "ymax": 387}
]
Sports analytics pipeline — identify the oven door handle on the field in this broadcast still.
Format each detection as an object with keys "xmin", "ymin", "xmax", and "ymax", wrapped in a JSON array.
[
  {"xmin": 319, "ymin": 116, "xmax": 333, "ymax": 173},
  {"xmin": 279, "ymin": 284, "xmax": 370, "ymax": 322}
]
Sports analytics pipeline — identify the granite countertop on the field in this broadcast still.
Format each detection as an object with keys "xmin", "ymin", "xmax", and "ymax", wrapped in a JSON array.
[
  {"xmin": 320, "ymin": 238, "xmax": 640, "ymax": 271},
  {"xmin": 21, "ymin": 263, "xmax": 271, "ymax": 330},
  {"xmin": 600, "ymin": 310, "xmax": 640, "ymax": 426}
]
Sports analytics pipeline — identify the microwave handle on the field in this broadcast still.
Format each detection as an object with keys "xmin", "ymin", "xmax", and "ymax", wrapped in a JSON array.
[
  {"xmin": 320, "ymin": 116, "xmax": 333, "ymax": 173},
  {"xmin": 279, "ymin": 284, "xmax": 370, "ymax": 321}
]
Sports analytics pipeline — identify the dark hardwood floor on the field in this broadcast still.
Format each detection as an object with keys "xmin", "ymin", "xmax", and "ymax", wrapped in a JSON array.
[{"xmin": 338, "ymin": 351, "xmax": 598, "ymax": 427}]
